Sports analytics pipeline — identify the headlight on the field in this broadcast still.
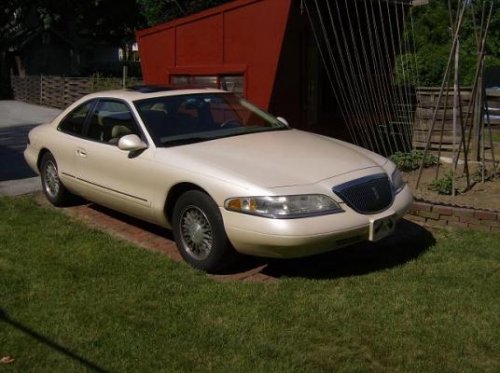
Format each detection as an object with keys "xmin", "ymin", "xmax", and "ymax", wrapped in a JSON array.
[
  {"xmin": 391, "ymin": 168, "xmax": 405, "ymax": 193},
  {"xmin": 225, "ymin": 194, "xmax": 343, "ymax": 219}
]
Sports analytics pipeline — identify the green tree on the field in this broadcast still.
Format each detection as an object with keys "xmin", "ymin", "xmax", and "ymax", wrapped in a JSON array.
[
  {"xmin": 137, "ymin": 0, "xmax": 232, "ymax": 26},
  {"xmin": 396, "ymin": 0, "xmax": 500, "ymax": 86},
  {"xmin": 0, "ymin": 0, "xmax": 30, "ymax": 97},
  {"xmin": 30, "ymin": 0, "xmax": 146, "ymax": 62},
  {"xmin": 0, "ymin": 0, "xmax": 146, "ymax": 97}
]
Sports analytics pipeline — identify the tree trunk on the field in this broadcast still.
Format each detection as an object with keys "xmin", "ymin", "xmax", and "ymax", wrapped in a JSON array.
[{"xmin": 15, "ymin": 55, "xmax": 26, "ymax": 77}]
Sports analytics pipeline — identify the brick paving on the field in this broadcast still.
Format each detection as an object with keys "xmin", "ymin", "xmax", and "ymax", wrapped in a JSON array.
[
  {"xmin": 33, "ymin": 192, "xmax": 434, "ymax": 282},
  {"xmin": 33, "ymin": 192, "xmax": 274, "ymax": 282}
]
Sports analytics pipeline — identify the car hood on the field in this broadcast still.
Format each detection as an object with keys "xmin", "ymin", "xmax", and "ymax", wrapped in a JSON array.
[{"xmin": 164, "ymin": 129, "xmax": 387, "ymax": 188}]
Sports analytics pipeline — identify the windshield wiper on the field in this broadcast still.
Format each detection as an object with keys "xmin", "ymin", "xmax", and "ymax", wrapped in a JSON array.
[
  {"xmin": 162, "ymin": 137, "xmax": 210, "ymax": 147},
  {"xmin": 243, "ymin": 125, "xmax": 290, "ymax": 133},
  {"xmin": 161, "ymin": 126, "xmax": 290, "ymax": 147}
]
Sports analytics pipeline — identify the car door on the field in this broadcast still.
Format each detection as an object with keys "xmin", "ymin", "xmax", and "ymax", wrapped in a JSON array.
[
  {"xmin": 54, "ymin": 100, "xmax": 96, "ymax": 193},
  {"xmin": 75, "ymin": 99, "xmax": 156, "ymax": 219}
]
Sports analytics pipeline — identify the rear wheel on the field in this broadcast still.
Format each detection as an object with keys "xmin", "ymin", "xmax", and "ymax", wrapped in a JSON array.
[
  {"xmin": 40, "ymin": 152, "xmax": 73, "ymax": 206},
  {"xmin": 172, "ymin": 190, "xmax": 236, "ymax": 273}
]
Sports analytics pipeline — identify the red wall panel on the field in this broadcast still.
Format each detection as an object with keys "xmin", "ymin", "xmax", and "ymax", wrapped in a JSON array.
[
  {"xmin": 176, "ymin": 15, "xmax": 223, "ymax": 66},
  {"xmin": 138, "ymin": 28, "xmax": 175, "ymax": 84},
  {"xmin": 136, "ymin": 0, "xmax": 292, "ymax": 110},
  {"xmin": 223, "ymin": 0, "xmax": 290, "ymax": 108}
]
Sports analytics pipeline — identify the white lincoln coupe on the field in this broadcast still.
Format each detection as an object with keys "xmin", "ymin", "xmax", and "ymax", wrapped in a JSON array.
[{"xmin": 25, "ymin": 87, "xmax": 413, "ymax": 272}]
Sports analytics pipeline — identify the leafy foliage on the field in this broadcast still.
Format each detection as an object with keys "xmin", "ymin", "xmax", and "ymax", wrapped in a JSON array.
[
  {"xmin": 2, "ymin": 0, "xmax": 145, "ymax": 49},
  {"xmin": 0, "ymin": 0, "xmax": 147, "ymax": 96},
  {"xmin": 429, "ymin": 172, "xmax": 455, "ymax": 195},
  {"xmin": 137, "ymin": 0, "xmax": 232, "ymax": 26},
  {"xmin": 0, "ymin": 0, "xmax": 29, "ymax": 48},
  {"xmin": 0, "ymin": 0, "xmax": 233, "ymax": 93},
  {"xmin": 396, "ymin": 0, "xmax": 500, "ymax": 86},
  {"xmin": 0, "ymin": 0, "xmax": 31, "ymax": 97},
  {"xmin": 390, "ymin": 150, "xmax": 438, "ymax": 171},
  {"xmin": 471, "ymin": 164, "xmax": 498, "ymax": 182}
]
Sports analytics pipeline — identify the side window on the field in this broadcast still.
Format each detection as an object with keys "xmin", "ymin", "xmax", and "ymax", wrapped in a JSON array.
[
  {"xmin": 86, "ymin": 100, "xmax": 139, "ymax": 144},
  {"xmin": 58, "ymin": 101, "xmax": 94, "ymax": 135}
]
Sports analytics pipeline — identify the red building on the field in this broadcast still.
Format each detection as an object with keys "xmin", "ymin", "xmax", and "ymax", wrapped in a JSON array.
[{"xmin": 136, "ymin": 0, "xmax": 414, "ymax": 146}]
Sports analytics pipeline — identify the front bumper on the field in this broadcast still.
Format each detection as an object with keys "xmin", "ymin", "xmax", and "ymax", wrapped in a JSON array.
[{"xmin": 221, "ymin": 184, "xmax": 413, "ymax": 258}]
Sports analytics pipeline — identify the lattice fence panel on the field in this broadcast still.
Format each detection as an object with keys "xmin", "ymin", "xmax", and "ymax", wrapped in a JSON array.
[
  {"xmin": 63, "ymin": 78, "xmax": 91, "ymax": 108},
  {"xmin": 25, "ymin": 76, "xmax": 42, "ymax": 105},
  {"xmin": 11, "ymin": 75, "xmax": 143, "ymax": 109},
  {"xmin": 11, "ymin": 76, "xmax": 27, "ymax": 102},
  {"xmin": 41, "ymin": 75, "xmax": 66, "ymax": 109}
]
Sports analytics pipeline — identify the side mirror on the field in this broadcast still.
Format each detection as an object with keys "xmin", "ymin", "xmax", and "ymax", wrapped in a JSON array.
[
  {"xmin": 118, "ymin": 134, "xmax": 148, "ymax": 152},
  {"xmin": 277, "ymin": 116, "xmax": 289, "ymax": 127}
]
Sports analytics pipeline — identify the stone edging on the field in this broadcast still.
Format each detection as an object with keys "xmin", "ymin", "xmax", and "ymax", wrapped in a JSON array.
[{"xmin": 406, "ymin": 199, "xmax": 500, "ymax": 232}]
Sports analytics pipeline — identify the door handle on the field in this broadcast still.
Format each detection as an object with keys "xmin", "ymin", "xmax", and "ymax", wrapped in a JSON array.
[{"xmin": 76, "ymin": 148, "xmax": 87, "ymax": 157}]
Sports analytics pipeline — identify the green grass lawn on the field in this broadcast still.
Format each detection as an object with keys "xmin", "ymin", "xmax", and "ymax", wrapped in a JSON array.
[{"xmin": 1, "ymin": 196, "xmax": 499, "ymax": 372}]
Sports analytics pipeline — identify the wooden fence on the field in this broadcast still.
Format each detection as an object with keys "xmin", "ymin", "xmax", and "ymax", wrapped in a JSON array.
[
  {"xmin": 413, "ymin": 87, "xmax": 500, "ymax": 152},
  {"xmin": 11, "ymin": 75, "xmax": 143, "ymax": 109}
]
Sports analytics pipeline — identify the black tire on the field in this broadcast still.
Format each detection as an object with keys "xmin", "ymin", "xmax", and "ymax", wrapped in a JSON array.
[
  {"xmin": 172, "ymin": 190, "xmax": 237, "ymax": 273},
  {"xmin": 40, "ymin": 152, "xmax": 73, "ymax": 206}
]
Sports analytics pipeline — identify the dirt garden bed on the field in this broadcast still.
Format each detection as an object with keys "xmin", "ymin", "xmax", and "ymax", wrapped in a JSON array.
[
  {"xmin": 401, "ymin": 158, "xmax": 500, "ymax": 232},
  {"xmin": 403, "ymin": 162, "xmax": 500, "ymax": 211}
]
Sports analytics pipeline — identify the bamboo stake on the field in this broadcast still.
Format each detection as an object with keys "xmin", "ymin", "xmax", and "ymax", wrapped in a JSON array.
[
  {"xmin": 462, "ymin": 3, "xmax": 493, "ymax": 163},
  {"xmin": 415, "ymin": 1, "xmax": 466, "ymax": 189},
  {"xmin": 452, "ymin": 39, "xmax": 460, "ymax": 197},
  {"xmin": 483, "ymin": 86, "xmax": 498, "ymax": 174}
]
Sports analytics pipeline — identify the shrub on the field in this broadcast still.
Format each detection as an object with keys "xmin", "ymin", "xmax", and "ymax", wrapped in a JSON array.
[
  {"xmin": 429, "ymin": 172, "xmax": 455, "ymax": 195},
  {"xmin": 390, "ymin": 150, "xmax": 438, "ymax": 172}
]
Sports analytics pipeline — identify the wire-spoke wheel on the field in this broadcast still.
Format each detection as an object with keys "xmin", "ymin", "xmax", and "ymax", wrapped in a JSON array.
[
  {"xmin": 43, "ymin": 158, "xmax": 60, "ymax": 199},
  {"xmin": 179, "ymin": 206, "xmax": 214, "ymax": 260},
  {"xmin": 40, "ymin": 152, "xmax": 73, "ymax": 206},
  {"xmin": 173, "ymin": 190, "xmax": 237, "ymax": 273}
]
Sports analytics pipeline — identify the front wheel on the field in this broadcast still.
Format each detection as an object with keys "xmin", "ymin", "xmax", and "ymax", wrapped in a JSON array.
[
  {"xmin": 40, "ymin": 152, "xmax": 73, "ymax": 206},
  {"xmin": 172, "ymin": 190, "xmax": 236, "ymax": 273}
]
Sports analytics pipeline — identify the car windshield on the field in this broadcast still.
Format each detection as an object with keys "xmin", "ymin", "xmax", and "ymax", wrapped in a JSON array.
[{"xmin": 134, "ymin": 92, "xmax": 289, "ymax": 147}]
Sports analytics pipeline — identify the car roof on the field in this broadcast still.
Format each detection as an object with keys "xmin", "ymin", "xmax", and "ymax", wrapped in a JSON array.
[{"xmin": 80, "ymin": 87, "xmax": 228, "ymax": 102}]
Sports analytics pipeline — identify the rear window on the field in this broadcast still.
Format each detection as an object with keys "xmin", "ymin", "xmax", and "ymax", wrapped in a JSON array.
[{"xmin": 58, "ymin": 101, "xmax": 94, "ymax": 135}]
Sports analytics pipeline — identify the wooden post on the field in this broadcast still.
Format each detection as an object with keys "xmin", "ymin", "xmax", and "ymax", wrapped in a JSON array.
[
  {"xmin": 472, "ymin": 67, "xmax": 483, "ymax": 161},
  {"xmin": 452, "ymin": 39, "xmax": 460, "ymax": 197},
  {"xmin": 122, "ymin": 65, "xmax": 128, "ymax": 89}
]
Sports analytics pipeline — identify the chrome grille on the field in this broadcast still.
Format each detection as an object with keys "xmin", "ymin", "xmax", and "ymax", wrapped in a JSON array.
[{"xmin": 333, "ymin": 174, "xmax": 393, "ymax": 214}]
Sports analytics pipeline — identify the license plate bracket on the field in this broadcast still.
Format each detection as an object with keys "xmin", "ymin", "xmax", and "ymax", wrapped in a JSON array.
[{"xmin": 369, "ymin": 214, "xmax": 397, "ymax": 242}]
